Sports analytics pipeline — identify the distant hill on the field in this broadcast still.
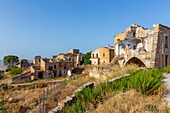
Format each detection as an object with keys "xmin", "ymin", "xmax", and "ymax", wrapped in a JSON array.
[{"xmin": 0, "ymin": 60, "xmax": 6, "ymax": 71}]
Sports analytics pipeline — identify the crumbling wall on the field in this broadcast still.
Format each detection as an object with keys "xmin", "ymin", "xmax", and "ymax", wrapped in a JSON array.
[
  {"xmin": 113, "ymin": 24, "xmax": 163, "ymax": 68},
  {"xmin": 154, "ymin": 24, "xmax": 170, "ymax": 68},
  {"xmin": 9, "ymin": 72, "xmax": 34, "ymax": 84},
  {"xmin": 114, "ymin": 32, "xmax": 125, "ymax": 44}
]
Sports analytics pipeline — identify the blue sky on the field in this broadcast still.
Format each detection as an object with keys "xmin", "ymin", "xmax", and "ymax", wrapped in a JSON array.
[{"xmin": 0, "ymin": 0, "xmax": 170, "ymax": 60}]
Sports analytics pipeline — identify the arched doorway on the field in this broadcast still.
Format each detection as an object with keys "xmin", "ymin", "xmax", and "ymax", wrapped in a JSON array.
[{"xmin": 125, "ymin": 57, "xmax": 146, "ymax": 67}]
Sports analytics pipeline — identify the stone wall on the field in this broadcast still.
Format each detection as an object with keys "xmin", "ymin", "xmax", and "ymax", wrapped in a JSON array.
[
  {"xmin": 8, "ymin": 71, "xmax": 34, "ymax": 84},
  {"xmin": 113, "ymin": 24, "xmax": 170, "ymax": 68},
  {"xmin": 155, "ymin": 25, "xmax": 170, "ymax": 68}
]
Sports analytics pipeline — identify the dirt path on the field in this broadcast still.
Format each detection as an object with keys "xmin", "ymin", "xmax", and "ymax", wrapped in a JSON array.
[{"xmin": 10, "ymin": 79, "xmax": 65, "ymax": 87}]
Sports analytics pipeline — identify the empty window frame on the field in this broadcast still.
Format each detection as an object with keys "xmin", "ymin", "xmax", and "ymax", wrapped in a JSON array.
[
  {"xmin": 103, "ymin": 53, "xmax": 105, "ymax": 57},
  {"xmin": 165, "ymin": 55, "xmax": 168, "ymax": 66},
  {"xmin": 96, "ymin": 54, "xmax": 98, "ymax": 58},
  {"xmin": 165, "ymin": 36, "xmax": 168, "ymax": 48}
]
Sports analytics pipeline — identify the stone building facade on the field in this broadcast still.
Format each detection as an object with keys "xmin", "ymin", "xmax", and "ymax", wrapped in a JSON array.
[
  {"xmin": 30, "ymin": 56, "xmax": 74, "ymax": 79},
  {"xmin": 17, "ymin": 59, "xmax": 30, "ymax": 70},
  {"xmin": 112, "ymin": 24, "xmax": 170, "ymax": 68},
  {"xmin": 10, "ymin": 50, "xmax": 83, "ymax": 83},
  {"xmin": 29, "ymin": 49, "xmax": 83, "ymax": 79},
  {"xmin": 55, "ymin": 49, "xmax": 83, "ymax": 67},
  {"xmin": 90, "ymin": 46, "xmax": 114, "ymax": 65}
]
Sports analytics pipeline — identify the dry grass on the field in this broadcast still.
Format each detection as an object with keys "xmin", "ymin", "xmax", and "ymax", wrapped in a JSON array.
[
  {"xmin": 0, "ymin": 83, "xmax": 58, "ymax": 113},
  {"xmin": 49, "ymin": 64, "xmax": 138, "ymax": 108},
  {"xmin": 64, "ymin": 64, "xmax": 135, "ymax": 91},
  {"xmin": 0, "ymin": 65, "xmax": 140, "ymax": 113},
  {"xmin": 87, "ymin": 89, "xmax": 168, "ymax": 113},
  {"xmin": 88, "ymin": 64, "xmax": 138, "ymax": 82},
  {"xmin": 68, "ymin": 73, "xmax": 95, "ymax": 87}
]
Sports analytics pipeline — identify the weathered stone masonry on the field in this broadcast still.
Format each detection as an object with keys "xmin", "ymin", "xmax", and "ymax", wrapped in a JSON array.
[{"xmin": 112, "ymin": 24, "xmax": 170, "ymax": 68}]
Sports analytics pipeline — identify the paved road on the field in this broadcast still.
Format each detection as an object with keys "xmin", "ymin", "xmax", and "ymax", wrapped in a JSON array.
[{"xmin": 164, "ymin": 73, "xmax": 170, "ymax": 106}]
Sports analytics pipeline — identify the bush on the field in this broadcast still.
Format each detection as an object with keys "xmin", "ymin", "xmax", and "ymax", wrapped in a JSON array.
[
  {"xmin": 6, "ymin": 66, "xmax": 17, "ymax": 72},
  {"xmin": 65, "ymin": 101, "xmax": 86, "ymax": 113},
  {"xmin": 161, "ymin": 65, "xmax": 170, "ymax": 73},
  {"xmin": 0, "ymin": 106, "xmax": 8, "ymax": 112},
  {"xmin": 9, "ymin": 67, "xmax": 23, "ymax": 77},
  {"xmin": 128, "ymin": 68, "xmax": 163, "ymax": 95}
]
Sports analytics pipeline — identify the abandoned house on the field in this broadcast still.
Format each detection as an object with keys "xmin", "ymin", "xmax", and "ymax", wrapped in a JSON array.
[
  {"xmin": 112, "ymin": 24, "xmax": 170, "ymax": 68},
  {"xmin": 90, "ymin": 46, "xmax": 114, "ymax": 65},
  {"xmin": 30, "ymin": 56, "xmax": 74, "ymax": 79},
  {"xmin": 17, "ymin": 59, "xmax": 30, "ymax": 70},
  {"xmin": 32, "ymin": 56, "xmax": 41, "ymax": 65},
  {"xmin": 10, "ymin": 50, "xmax": 83, "ymax": 84},
  {"xmin": 54, "ymin": 49, "xmax": 83, "ymax": 67},
  {"xmin": 69, "ymin": 49, "xmax": 80, "ymax": 54}
]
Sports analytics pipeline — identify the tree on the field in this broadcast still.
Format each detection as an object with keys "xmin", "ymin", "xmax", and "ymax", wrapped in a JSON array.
[
  {"xmin": 81, "ymin": 52, "xmax": 91, "ymax": 65},
  {"xmin": 3, "ymin": 55, "xmax": 19, "ymax": 68}
]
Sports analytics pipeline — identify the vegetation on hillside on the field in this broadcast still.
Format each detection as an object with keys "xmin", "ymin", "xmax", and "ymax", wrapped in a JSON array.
[
  {"xmin": 0, "ymin": 96, "xmax": 8, "ymax": 113},
  {"xmin": 89, "ymin": 89, "xmax": 167, "ymax": 113},
  {"xmin": 161, "ymin": 65, "xmax": 170, "ymax": 73},
  {"xmin": 1, "ymin": 65, "xmax": 169, "ymax": 113},
  {"xmin": 3, "ymin": 55, "xmax": 19, "ymax": 68},
  {"xmin": 81, "ymin": 52, "xmax": 91, "ymax": 65},
  {"xmin": 8, "ymin": 67, "xmax": 23, "ymax": 77},
  {"xmin": 62, "ymin": 68, "xmax": 165, "ymax": 113}
]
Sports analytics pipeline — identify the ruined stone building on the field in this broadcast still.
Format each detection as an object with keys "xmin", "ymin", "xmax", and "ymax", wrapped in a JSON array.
[
  {"xmin": 17, "ymin": 59, "xmax": 30, "ymax": 70},
  {"xmin": 112, "ymin": 24, "xmax": 170, "ymax": 68},
  {"xmin": 30, "ymin": 56, "xmax": 74, "ymax": 79},
  {"xmin": 29, "ymin": 49, "xmax": 83, "ymax": 79},
  {"xmin": 55, "ymin": 49, "xmax": 83, "ymax": 67},
  {"xmin": 90, "ymin": 46, "xmax": 114, "ymax": 65},
  {"xmin": 69, "ymin": 49, "xmax": 80, "ymax": 54}
]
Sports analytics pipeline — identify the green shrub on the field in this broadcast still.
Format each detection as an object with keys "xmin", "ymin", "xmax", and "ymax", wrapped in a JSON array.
[
  {"xmin": 66, "ymin": 101, "xmax": 86, "ymax": 113},
  {"xmin": 128, "ymin": 69, "xmax": 163, "ymax": 95},
  {"xmin": 9, "ymin": 67, "xmax": 23, "ymax": 77},
  {"xmin": 161, "ymin": 65, "xmax": 170, "ymax": 73},
  {"xmin": 168, "ymin": 109, "xmax": 170, "ymax": 113},
  {"xmin": 0, "ymin": 106, "xmax": 8, "ymax": 112},
  {"xmin": 6, "ymin": 66, "xmax": 17, "ymax": 72}
]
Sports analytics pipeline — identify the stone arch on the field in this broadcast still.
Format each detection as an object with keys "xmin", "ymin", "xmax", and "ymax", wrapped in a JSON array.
[{"xmin": 124, "ymin": 57, "xmax": 146, "ymax": 67}]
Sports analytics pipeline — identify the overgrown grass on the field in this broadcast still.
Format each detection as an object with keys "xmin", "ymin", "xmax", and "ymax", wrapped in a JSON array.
[
  {"xmin": 0, "ymin": 98, "xmax": 8, "ymax": 113},
  {"xmin": 62, "ymin": 68, "xmax": 164, "ymax": 113},
  {"xmin": 90, "ymin": 89, "xmax": 167, "ymax": 113}
]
